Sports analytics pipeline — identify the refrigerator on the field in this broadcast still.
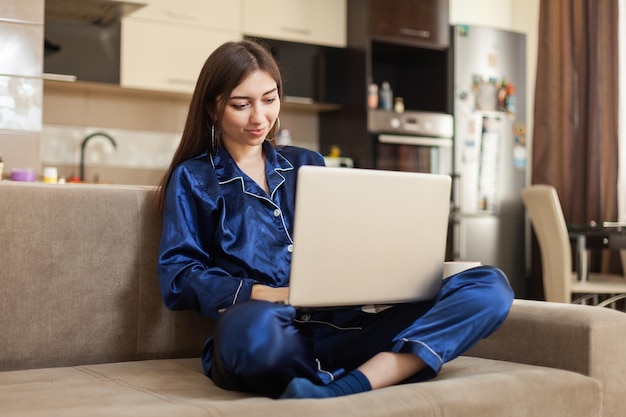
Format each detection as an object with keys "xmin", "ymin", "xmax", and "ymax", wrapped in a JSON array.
[{"xmin": 449, "ymin": 25, "xmax": 528, "ymax": 297}]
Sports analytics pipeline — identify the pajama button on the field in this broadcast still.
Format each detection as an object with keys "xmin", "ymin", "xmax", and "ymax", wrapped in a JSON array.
[
  {"xmin": 273, "ymin": 208, "xmax": 281, "ymax": 217},
  {"xmin": 287, "ymin": 244, "xmax": 294, "ymax": 253}
]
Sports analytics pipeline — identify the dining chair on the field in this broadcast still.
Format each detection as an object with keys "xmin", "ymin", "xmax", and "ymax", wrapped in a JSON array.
[{"xmin": 521, "ymin": 184, "xmax": 626, "ymax": 308}]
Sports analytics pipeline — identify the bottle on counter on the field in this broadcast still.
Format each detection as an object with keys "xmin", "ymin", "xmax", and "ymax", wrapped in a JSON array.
[
  {"xmin": 367, "ymin": 83, "xmax": 379, "ymax": 109},
  {"xmin": 379, "ymin": 81, "xmax": 393, "ymax": 111}
]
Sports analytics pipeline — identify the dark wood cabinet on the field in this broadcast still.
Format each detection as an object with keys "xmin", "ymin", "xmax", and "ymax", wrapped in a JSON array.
[
  {"xmin": 319, "ymin": 0, "xmax": 450, "ymax": 169},
  {"xmin": 369, "ymin": 0, "xmax": 449, "ymax": 49}
]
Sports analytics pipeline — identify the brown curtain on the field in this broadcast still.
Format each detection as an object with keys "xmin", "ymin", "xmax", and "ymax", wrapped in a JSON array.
[{"xmin": 531, "ymin": 0, "xmax": 620, "ymax": 297}]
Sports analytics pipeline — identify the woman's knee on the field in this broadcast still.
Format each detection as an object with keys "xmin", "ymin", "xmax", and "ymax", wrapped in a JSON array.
[
  {"xmin": 446, "ymin": 265, "xmax": 514, "ymax": 319},
  {"xmin": 213, "ymin": 300, "xmax": 306, "ymax": 372},
  {"xmin": 209, "ymin": 300, "xmax": 318, "ymax": 396},
  {"xmin": 481, "ymin": 266, "xmax": 514, "ymax": 307}
]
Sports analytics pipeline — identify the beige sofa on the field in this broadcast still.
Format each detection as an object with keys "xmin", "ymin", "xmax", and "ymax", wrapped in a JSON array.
[{"xmin": 1, "ymin": 181, "xmax": 625, "ymax": 417}]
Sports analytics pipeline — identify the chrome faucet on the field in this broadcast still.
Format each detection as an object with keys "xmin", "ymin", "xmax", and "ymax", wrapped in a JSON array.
[{"xmin": 79, "ymin": 132, "xmax": 117, "ymax": 182}]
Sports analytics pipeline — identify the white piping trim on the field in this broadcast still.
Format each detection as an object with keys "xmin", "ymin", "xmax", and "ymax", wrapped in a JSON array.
[
  {"xmin": 316, "ymin": 359, "xmax": 335, "ymax": 382},
  {"xmin": 401, "ymin": 338, "xmax": 442, "ymax": 363},
  {"xmin": 276, "ymin": 152, "xmax": 296, "ymax": 171},
  {"xmin": 294, "ymin": 318, "xmax": 362, "ymax": 331},
  {"xmin": 232, "ymin": 281, "xmax": 244, "ymax": 305},
  {"xmin": 212, "ymin": 152, "xmax": 299, "ymax": 245},
  {"xmin": 220, "ymin": 176, "xmax": 295, "ymax": 244}
]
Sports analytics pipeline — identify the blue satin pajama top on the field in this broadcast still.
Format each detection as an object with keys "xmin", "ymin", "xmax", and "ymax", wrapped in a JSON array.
[{"xmin": 158, "ymin": 141, "xmax": 325, "ymax": 320}]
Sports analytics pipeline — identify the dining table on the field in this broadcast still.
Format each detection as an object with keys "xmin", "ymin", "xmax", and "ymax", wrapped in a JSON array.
[{"xmin": 568, "ymin": 222, "xmax": 626, "ymax": 282}]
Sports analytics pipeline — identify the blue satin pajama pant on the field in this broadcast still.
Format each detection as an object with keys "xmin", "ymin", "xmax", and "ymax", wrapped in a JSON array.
[{"xmin": 202, "ymin": 265, "xmax": 514, "ymax": 397}]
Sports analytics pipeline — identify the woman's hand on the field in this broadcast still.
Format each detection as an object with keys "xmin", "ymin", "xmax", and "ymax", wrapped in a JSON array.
[{"xmin": 251, "ymin": 284, "xmax": 289, "ymax": 303}]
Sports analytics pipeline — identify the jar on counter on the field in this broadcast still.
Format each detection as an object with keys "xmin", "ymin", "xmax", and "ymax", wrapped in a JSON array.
[
  {"xmin": 43, "ymin": 167, "xmax": 58, "ymax": 184},
  {"xmin": 11, "ymin": 168, "xmax": 36, "ymax": 182},
  {"xmin": 394, "ymin": 97, "xmax": 405, "ymax": 113}
]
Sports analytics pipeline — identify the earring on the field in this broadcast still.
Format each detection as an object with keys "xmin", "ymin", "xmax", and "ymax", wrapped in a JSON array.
[
  {"xmin": 268, "ymin": 117, "xmax": 281, "ymax": 141},
  {"xmin": 210, "ymin": 124, "xmax": 217, "ymax": 152}
]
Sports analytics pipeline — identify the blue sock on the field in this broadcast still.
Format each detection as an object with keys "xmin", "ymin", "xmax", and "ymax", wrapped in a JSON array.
[{"xmin": 280, "ymin": 370, "xmax": 372, "ymax": 399}]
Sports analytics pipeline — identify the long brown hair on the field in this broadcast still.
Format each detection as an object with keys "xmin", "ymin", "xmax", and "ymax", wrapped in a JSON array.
[{"xmin": 156, "ymin": 39, "xmax": 283, "ymax": 210}]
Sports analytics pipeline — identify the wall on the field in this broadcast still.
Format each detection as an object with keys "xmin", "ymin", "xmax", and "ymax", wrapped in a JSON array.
[
  {"xmin": 41, "ymin": 81, "xmax": 320, "ymax": 185},
  {"xmin": 41, "ymin": 81, "xmax": 188, "ymax": 184}
]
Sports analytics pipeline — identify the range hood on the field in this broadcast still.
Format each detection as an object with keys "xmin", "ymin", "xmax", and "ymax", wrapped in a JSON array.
[{"xmin": 45, "ymin": 0, "xmax": 147, "ymax": 25}]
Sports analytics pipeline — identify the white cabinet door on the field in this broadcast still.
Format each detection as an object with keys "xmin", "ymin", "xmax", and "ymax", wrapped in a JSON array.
[
  {"xmin": 0, "ymin": 21, "xmax": 42, "ymax": 77},
  {"xmin": 1, "ymin": 0, "xmax": 44, "ymax": 23},
  {"xmin": 128, "ymin": 0, "xmax": 240, "ymax": 31},
  {"xmin": 242, "ymin": 0, "xmax": 346, "ymax": 47},
  {"xmin": 121, "ymin": 19, "xmax": 241, "ymax": 94}
]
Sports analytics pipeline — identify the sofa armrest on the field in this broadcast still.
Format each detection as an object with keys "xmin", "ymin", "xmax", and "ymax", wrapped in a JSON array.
[{"xmin": 467, "ymin": 299, "xmax": 626, "ymax": 417}]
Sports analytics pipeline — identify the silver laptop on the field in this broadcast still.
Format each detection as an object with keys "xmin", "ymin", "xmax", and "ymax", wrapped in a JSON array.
[{"xmin": 288, "ymin": 165, "xmax": 452, "ymax": 309}]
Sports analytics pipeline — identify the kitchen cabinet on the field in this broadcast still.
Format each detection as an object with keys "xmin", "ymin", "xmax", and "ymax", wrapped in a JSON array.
[
  {"xmin": 127, "ymin": 0, "xmax": 239, "ymax": 31},
  {"xmin": 242, "ymin": 0, "xmax": 346, "ymax": 47},
  {"xmin": 121, "ymin": 19, "xmax": 240, "ymax": 94},
  {"xmin": 1, "ymin": 0, "xmax": 43, "ymax": 77},
  {"xmin": 0, "ymin": 0, "xmax": 43, "ymax": 173},
  {"xmin": 0, "ymin": 21, "xmax": 43, "ymax": 77},
  {"xmin": 319, "ymin": 0, "xmax": 450, "ymax": 169},
  {"xmin": 369, "ymin": 0, "xmax": 449, "ymax": 49},
  {"xmin": 120, "ymin": 0, "xmax": 241, "ymax": 93},
  {"xmin": 1, "ymin": 0, "xmax": 44, "ymax": 23}
]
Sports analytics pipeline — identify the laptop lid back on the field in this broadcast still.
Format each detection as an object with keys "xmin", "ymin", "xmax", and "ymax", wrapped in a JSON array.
[{"xmin": 288, "ymin": 166, "xmax": 451, "ymax": 308}]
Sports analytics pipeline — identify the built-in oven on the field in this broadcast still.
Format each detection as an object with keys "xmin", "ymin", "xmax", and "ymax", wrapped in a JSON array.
[
  {"xmin": 368, "ymin": 109, "xmax": 454, "ymax": 259},
  {"xmin": 368, "ymin": 110, "xmax": 454, "ymax": 175}
]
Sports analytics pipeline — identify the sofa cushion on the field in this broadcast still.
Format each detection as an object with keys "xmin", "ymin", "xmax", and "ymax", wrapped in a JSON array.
[
  {"xmin": 0, "ymin": 356, "xmax": 601, "ymax": 417},
  {"xmin": 0, "ymin": 182, "xmax": 213, "ymax": 371}
]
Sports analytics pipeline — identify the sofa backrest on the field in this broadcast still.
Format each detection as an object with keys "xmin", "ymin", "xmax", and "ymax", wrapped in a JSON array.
[{"xmin": 0, "ymin": 182, "xmax": 213, "ymax": 371}]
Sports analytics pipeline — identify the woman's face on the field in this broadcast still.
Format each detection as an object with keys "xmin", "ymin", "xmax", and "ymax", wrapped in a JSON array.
[{"xmin": 219, "ymin": 70, "xmax": 280, "ymax": 151}]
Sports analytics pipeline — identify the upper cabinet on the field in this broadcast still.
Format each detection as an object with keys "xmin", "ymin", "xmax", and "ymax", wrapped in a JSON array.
[
  {"xmin": 120, "ymin": 0, "xmax": 241, "ymax": 93},
  {"xmin": 0, "ymin": 21, "xmax": 43, "ymax": 77},
  {"xmin": 369, "ymin": 0, "xmax": 449, "ymax": 49},
  {"xmin": 127, "ymin": 0, "xmax": 239, "ymax": 31},
  {"xmin": 63, "ymin": 0, "xmax": 349, "ymax": 95},
  {"xmin": 1, "ymin": 0, "xmax": 44, "ymax": 77},
  {"xmin": 121, "ymin": 20, "xmax": 239, "ymax": 94},
  {"xmin": 242, "ymin": 0, "xmax": 346, "ymax": 48},
  {"xmin": 1, "ymin": 0, "xmax": 44, "ymax": 23}
]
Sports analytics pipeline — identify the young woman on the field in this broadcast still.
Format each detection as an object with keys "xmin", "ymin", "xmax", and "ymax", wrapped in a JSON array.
[{"xmin": 156, "ymin": 40, "xmax": 514, "ymax": 399}]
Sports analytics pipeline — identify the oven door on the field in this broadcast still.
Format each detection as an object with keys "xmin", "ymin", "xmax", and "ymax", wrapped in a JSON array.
[{"xmin": 376, "ymin": 133, "xmax": 453, "ymax": 175}]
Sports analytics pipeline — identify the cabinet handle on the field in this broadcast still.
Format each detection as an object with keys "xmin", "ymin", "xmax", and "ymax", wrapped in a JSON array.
[
  {"xmin": 43, "ymin": 73, "xmax": 78, "ymax": 82},
  {"xmin": 284, "ymin": 95, "xmax": 314, "ymax": 105},
  {"xmin": 399, "ymin": 28, "xmax": 431, "ymax": 38},
  {"xmin": 378, "ymin": 134, "xmax": 452, "ymax": 147},
  {"xmin": 166, "ymin": 10, "xmax": 198, "ymax": 22},
  {"xmin": 279, "ymin": 26, "xmax": 312, "ymax": 36},
  {"xmin": 167, "ymin": 78, "xmax": 196, "ymax": 86}
]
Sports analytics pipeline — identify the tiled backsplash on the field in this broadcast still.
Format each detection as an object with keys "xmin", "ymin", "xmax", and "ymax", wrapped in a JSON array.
[
  {"xmin": 38, "ymin": 81, "xmax": 320, "ymax": 186},
  {"xmin": 41, "ymin": 118, "xmax": 318, "ymax": 185},
  {"xmin": 42, "ymin": 125, "xmax": 180, "ymax": 170},
  {"xmin": 0, "ymin": 76, "xmax": 42, "ymax": 132},
  {"xmin": 41, "ymin": 124, "xmax": 180, "ymax": 185}
]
